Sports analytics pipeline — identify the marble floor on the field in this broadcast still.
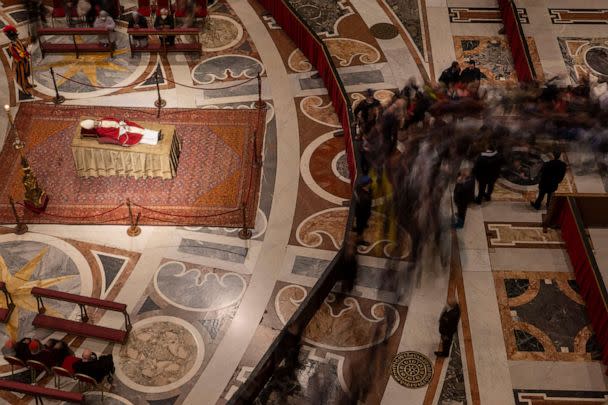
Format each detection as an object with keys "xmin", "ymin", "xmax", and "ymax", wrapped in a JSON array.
[{"xmin": 0, "ymin": 0, "xmax": 607, "ymax": 404}]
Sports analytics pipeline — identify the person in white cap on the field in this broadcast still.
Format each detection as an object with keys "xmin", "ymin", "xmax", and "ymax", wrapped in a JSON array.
[{"xmin": 93, "ymin": 10, "xmax": 116, "ymax": 47}]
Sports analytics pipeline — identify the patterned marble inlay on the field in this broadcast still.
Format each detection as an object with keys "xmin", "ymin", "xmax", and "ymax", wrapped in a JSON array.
[
  {"xmin": 0, "ymin": 240, "xmax": 82, "ymax": 340},
  {"xmin": 191, "ymin": 55, "xmax": 264, "ymax": 84},
  {"xmin": 32, "ymin": 33, "xmax": 143, "ymax": 93},
  {"xmin": 438, "ymin": 333, "xmax": 467, "ymax": 404},
  {"xmin": 514, "ymin": 389, "xmax": 608, "ymax": 404},
  {"xmin": 448, "ymin": 7, "xmax": 528, "ymax": 24},
  {"xmin": 485, "ymin": 223, "xmax": 564, "ymax": 248},
  {"xmin": 454, "ymin": 36, "xmax": 544, "ymax": 83},
  {"xmin": 549, "ymin": 9, "xmax": 608, "ymax": 24},
  {"xmin": 275, "ymin": 284, "xmax": 400, "ymax": 351},
  {"xmin": 286, "ymin": 0, "xmax": 354, "ymax": 37},
  {"xmin": 254, "ymin": 345, "xmax": 348, "ymax": 404},
  {"xmin": 177, "ymin": 239, "xmax": 248, "ymax": 264},
  {"xmin": 154, "ymin": 261, "xmax": 247, "ymax": 312},
  {"xmin": 383, "ymin": 0, "xmax": 424, "ymax": 55},
  {"xmin": 200, "ymin": 14, "xmax": 244, "ymax": 52},
  {"xmin": 325, "ymin": 38, "xmax": 382, "ymax": 67},
  {"xmin": 494, "ymin": 271, "xmax": 601, "ymax": 361},
  {"xmin": 558, "ymin": 37, "xmax": 608, "ymax": 83},
  {"xmin": 115, "ymin": 317, "xmax": 203, "ymax": 393}
]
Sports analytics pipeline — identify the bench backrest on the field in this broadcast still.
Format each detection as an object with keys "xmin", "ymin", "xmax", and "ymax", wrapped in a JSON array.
[
  {"xmin": 30, "ymin": 287, "xmax": 127, "ymax": 313},
  {"xmin": 0, "ymin": 379, "xmax": 84, "ymax": 403},
  {"xmin": 38, "ymin": 28, "xmax": 110, "ymax": 36},
  {"xmin": 127, "ymin": 28, "xmax": 201, "ymax": 35}
]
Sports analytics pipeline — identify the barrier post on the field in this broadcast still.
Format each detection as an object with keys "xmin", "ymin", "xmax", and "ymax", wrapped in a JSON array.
[
  {"xmin": 154, "ymin": 71, "xmax": 166, "ymax": 117},
  {"xmin": 9, "ymin": 197, "xmax": 27, "ymax": 235},
  {"xmin": 49, "ymin": 68, "xmax": 65, "ymax": 105},
  {"xmin": 254, "ymin": 72, "xmax": 265, "ymax": 109},
  {"xmin": 252, "ymin": 128, "xmax": 261, "ymax": 168},
  {"xmin": 3, "ymin": 105, "xmax": 25, "ymax": 150},
  {"xmin": 238, "ymin": 203, "xmax": 252, "ymax": 240},
  {"xmin": 126, "ymin": 199, "xmax": 141, "ymax": 237}
]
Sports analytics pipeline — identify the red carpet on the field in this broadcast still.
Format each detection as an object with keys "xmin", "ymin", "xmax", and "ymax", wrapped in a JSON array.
[{"xmin": 0, "ymin": 103, "xmax": 264, "ymax": 226}]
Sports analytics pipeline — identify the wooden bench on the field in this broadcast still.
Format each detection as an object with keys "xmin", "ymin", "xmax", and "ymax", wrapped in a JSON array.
[
  {"xmin": 31, "ymin": 287, "xmax": 131, "ymax": 344},
  {"xmin": 0, "ymin": 282, "xmax": 14, "ymax": 323},
  {"xmin": 0, "ymin": 379, "xmax": 84, "ymax": 404},
  {"xmin": 127, "ymin": 28, "xmax": 201, "ymax": 57},
  {"xmin": 38, "ymin": 27, "xmax": 115, "ymax": 59}
]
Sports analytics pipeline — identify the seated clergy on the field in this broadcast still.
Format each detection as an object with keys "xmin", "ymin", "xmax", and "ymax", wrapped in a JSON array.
[
  {"xmin": 128, "ymin": 11, "xmax": 149, "ymax": 47},
  {"xmin": 80, "ymin": 118, "xmax": 161, "ymax": 146}
]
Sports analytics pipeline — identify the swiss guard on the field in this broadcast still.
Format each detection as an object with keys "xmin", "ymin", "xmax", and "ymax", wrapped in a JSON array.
[{"xmin": 2, "ymin": 25, "xmax": 33, "ymax": 95}]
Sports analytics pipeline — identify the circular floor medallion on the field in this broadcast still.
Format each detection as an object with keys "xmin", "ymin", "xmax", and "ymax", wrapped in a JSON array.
[
  {"xmin": 584, "ymin": 46, "xmax": 608, "ymax": 77},
  {"xmin": 114, "ymin": 316, "xmax": 204, "ymax": 394},
  {"xmin": 390, "ymin": 351, "xmax": 433, "ymax": 388},
  {"xmin": 370, "ymin": 23, "xmax": 399, "ymax": 40}
]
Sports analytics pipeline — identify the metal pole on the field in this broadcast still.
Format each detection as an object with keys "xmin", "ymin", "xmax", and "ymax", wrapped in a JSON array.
[
  {"xmin": 254, "ymin": 72, "xmax": 265, "ymax": 109},
  {"xmin": 4, "ymin": 104, "xmax": 25, "ymax": 150},
  {"xmin": 126, "ymin": 199, "xmax": 141, "ymax": 237},
  {"xmin": 252, "ymin": 128, "xmax": 261, "ymax": 168},
  {"xmin": 49, "ymin": 68, "xmax": 65, "ymax": 104},
  {"xmin": 154, "ymin": 70, "xmax": 166, "ymax": 114},
  {"xmin": 238, "ymin": 204, "xmax": 252, "ymax": 240},
  {"xmin": 9, "ymin": 197, "xmax": 28, "ymax": 235}
]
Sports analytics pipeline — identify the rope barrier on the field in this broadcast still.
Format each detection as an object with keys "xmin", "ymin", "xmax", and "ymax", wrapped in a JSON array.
[
  {"xmin": 163, "ymin": 75, "xmax": 257, "ymax": 91},
  {"xmin": 56, "ymin": 73, "xmax": 135, "ymax": 89},
  {"xmin": 130, "ymin": 202, "xmax": 241, "ymax": 218},
  {"xmin": 55, "ymin": 71, "xmax": 259, "ymax": 92},
  {"xmin": 16, "ymin": 202, "xmax": 125, "ymax": 219}
]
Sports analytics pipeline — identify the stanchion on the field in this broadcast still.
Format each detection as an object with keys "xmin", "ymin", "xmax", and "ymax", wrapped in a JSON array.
[
  {"xmin": 255, "ymin": 72, "xmax": 265, "ymax": 109},
  {"xmin": 238, "ymin": 204, "xmax": 252, "ymax": 240},
  {"xmin": 252, "ymin": 128, "xmax": 261, "ymax": 168},
  {"xmin": 154, "ymin": 71, "xmax": 166, "ymax": 117},
  {"xmin": 9, "ymin": 197, "xmax": 27, "ymax": 235},
  {"xmin": 49, "ymin": 68, "xmax": 65, "ymax": 105},
  {"xmin": 126, "ymin": 199, "xmax": 141, "ymax": 237}
]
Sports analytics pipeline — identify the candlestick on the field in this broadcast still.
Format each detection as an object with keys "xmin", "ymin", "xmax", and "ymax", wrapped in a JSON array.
[{"xmin": 4, "ymin": 104, "xmax": 24, "ymax": 150}]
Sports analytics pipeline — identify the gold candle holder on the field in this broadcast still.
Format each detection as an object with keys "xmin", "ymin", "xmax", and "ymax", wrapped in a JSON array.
[{"xmin": 4, "ymin": 104, "xmax": 25, "ymax": 150}]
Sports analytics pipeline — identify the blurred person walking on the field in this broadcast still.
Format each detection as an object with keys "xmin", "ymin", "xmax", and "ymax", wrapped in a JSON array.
[{"xmin": 530, "ymin": 150, "xmax": 567, "ymax": 210}]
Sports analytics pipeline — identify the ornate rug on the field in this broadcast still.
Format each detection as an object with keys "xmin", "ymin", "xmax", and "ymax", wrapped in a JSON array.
[{"xmin": 0, "ymin": 103, "xmax": 264, "ymax": 226}]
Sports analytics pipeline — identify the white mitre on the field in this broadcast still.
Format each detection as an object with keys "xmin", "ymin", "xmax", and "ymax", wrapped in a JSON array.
[{"xmin": 80, "ymin": 119, "xmax": 96, "ymax": 130}]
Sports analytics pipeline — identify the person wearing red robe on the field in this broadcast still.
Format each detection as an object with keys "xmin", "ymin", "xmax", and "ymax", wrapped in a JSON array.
[{"xmin": 80, "ymin": 118, "xmax": 160, "ymax": 146}]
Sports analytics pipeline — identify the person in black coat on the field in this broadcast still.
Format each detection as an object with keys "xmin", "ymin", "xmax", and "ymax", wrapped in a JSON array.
[
  {"xmin": 473, "ymin": 143, "xmax": 503, "ymax": 204},
  {"xmin": 459, "ymin": 60, "xmax": 482, "ymax": 84},
  {"xmin": 354, "ymin": 89, "xmax": 381, "ymax": 136},
  {"xmin": 453, "ymin": 168, "xmax": 475, "ymax": 228},
  {"xmin": 128, "ymin": 11, "xmax": 149, "ymax": 47},
  {"xmin": 155, "ymin": 8, "xmax": 175, "ymax": 46},
  {"xmin": 354, "ymin": 176, "xmax": 372, "ymax": 246},
  {"xmin": 435, "ymin": 303, "xmax": 460, "ymax": 357},
  {"xmin": 438, "ymin": 61, "xmax": 460, "ymax": 88},
  {"xmin": 531, "ymin": 150, "xmax": 567, "ymax": 210},
  {"xmin": 74, "ymin": 352, "xmax": 115, "ymax": 383}
]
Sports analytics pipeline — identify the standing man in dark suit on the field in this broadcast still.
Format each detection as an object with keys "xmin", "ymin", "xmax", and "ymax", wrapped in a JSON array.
[
  {"xmin": 473, "ymin": 143, "xmax": 503, "ymax": 204},
  {"xmin": 531, "ymin": 150, "xmax": 567, "ymax": 210}
]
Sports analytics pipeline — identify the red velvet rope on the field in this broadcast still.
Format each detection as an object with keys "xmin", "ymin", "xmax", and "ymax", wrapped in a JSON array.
[
  {"xmin": 56, "ymin": 72, "xmax": 258, "ymax": 91},
  {"xmin": 130, "ymin": 202, "xmax": 241, "ymax": 218},
  {"xmin": 17, "ymin": 202, "xmax": 125, "ymax": 219}
]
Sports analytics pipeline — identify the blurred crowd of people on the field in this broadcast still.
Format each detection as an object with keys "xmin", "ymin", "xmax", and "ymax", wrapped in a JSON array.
[
  {"xmin": 352, "ymin": 61, "xmax": 608, "ymax": 263},
  {"xmin": 2, "ymin": 336, "xmax": 115, "ymax": 383}
]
